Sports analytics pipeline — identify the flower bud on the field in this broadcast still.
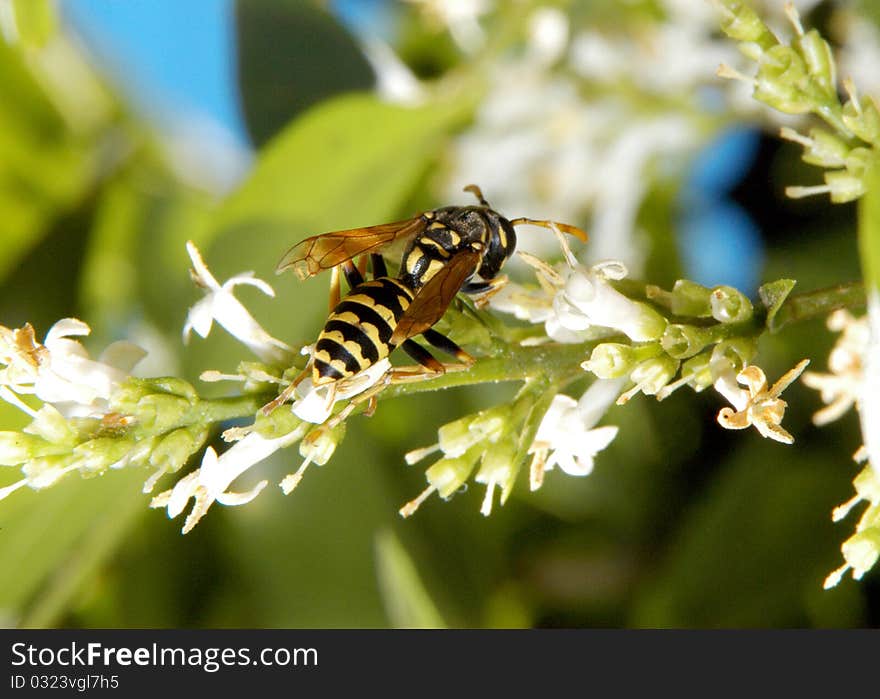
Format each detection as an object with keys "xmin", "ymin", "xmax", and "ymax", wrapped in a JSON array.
[
  {"xmin": 842, "ymin": 96, "xmax": 880, "ymax": 145},
  {"xmin": 72, "ymin": 437, "xmax": 136, "ymax": 473},
  {"xmin": 21, "ymin": 455, "xmax": 76, "ymax": 490},
  {"xmin": 584, "ymin": 342, "xmax": 661, "ymax": 378},
  {"xmin": 140, "ymin": 377, "xmax": 199, "ymax": 402},
  {"xmin": 793, "ymin": 29, "xmax": 835, "ymax": 95},
  {"xmin": 661, "ymin": 324, "xmax": 716, "ymax": 359},
  {"xmin": 475, "ymin": 439, "xmax": 520, "ymax": 514},
  {"xmin": 253, "ymin": 405, "xmax": 302, "ymax": 439},
  {"xmin": 24, "ymin": 404, "xmax": 75, "ymax": 444},
  {"xmin": 681, "ymin": 352, "xmax": 714, "ymax": 392},
  {"xmin": 468, "ymin": 410, "xmax": 506, "ymax": 444},
  {"xmin": 824, "ymin": 170, "xmax": 866, "ymax": 204},
  {"xmin": 134, "ymin": 394, "xmax": 192, "ymax": 432},
  {"xmin": 300, "ymin": 424, "xmax": 345, "ymax": 466},
  {"xmin": 672, "ymin": 279, "xmax": 714, "ymax": 317},
  {"xmin": 630, "ymin": 356, "xmax": 679, "ymax": 396},
  {"xmin": 840, "ymin": 523, "xmax": 880, "ymax": 581},
  {"xmin": 754, "ymin": 46, "xmax": 811, "ymax": 114},
  {"xmin": 710, "ymin": 286, "xmax": 754, "ymax": 323},
  {"xmin": 0, "ymin": 431, "xmax": 66, "ymax": 465},
  {"xmin": 717, "ymin": 1, "xmax": 776, "ymax": 49},
  {"xmin": 426, "ymin": 446, "xmax": 482, "ymax": 499},
  {"xmin": 150, "ymin": 426, "xmax": 210, "ymax": 475},
  {"xmin": 782, "ymin": 127, "xmax": 849, "ymax": 168},
  {"xmin": 710, "ymin": 338, "xmax": 757, "ymax": 378}
]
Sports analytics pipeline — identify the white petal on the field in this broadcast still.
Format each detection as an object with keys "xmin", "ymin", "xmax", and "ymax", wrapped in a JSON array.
[
  {"xmin": 186, "ymin": 240, "xmax": 221, "ymax": 290},
  {"xmin": 559, "ymin": 453, "xmax": 594, "ymax": 476},
  {"xmin": 223, "ymin": 272, "xmax": 276, "ymax": 297},
  {"xmin": 99, "ymin": 341, "xmax": 148, "ymax": 373},
  {"xmin": 576, "ymin": 378, "xmax": 626, "ymax": 428},
  {"xmin": 577, "ymin": 425, "xmax": 619, "ymax": 456},
  {"xmin": 293, "ymin": 380, "xmax": 334, "ymax": 424},
  {"xmin": 216, "ymin": 480, "xmax": 269, "ymax": 506},
  {"xmin": 166, "ymin": 469, "xmax": 201, "ymax": 518},
  {"xmin": 44, "ymin": 318, "xmax": 90, "ymax": 345},
  {"xmin": 184, "ymin": 297, "xmax": 216, "ymax": 339}
]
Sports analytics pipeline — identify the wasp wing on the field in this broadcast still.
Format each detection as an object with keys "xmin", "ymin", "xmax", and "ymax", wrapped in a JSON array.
[
  {"xmin": 390, "ymin": 249, "xmax": 481, "ymax": 346},
  {"xmin": 276, "ymin": 217, "xmax": 428, "ymax": 280}
]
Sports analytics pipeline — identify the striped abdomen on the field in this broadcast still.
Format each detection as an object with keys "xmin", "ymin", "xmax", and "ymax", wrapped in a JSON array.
[{"xmin": 312, "ymin": 277, "xmax": 414, "ymax": 385}]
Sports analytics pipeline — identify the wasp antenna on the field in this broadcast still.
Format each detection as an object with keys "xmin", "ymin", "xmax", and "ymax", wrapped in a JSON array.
[
  {"xmin": 509, "ymin": 218, "xmax": 589, "ymax": 242},
  {"xmin": 463, "ymin": 184, "xmax": 490, "ymax": 207}
]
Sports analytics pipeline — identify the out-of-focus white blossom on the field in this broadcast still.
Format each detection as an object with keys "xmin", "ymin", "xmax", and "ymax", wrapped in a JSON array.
[
  {"xmin": 361, "ymin": 37, "xmax": 425, "ymax": 105},
  {"xmin": 404, "ymin": 0, "xmax": 492, "ymax": 53},
  {"xmin": 802, "ymin": 310, "xmax": 868, "ymax": 425},
  {"xmin": 835, "ymin": 14, "xmax": 880, "ymax": 99},
  {"xmin": 183, "ymin": 240, "xmax": 293, "ymax": 365},
  {"xmin": 860, "ymin": 294, "xmax": 880, "ymax": 476}
]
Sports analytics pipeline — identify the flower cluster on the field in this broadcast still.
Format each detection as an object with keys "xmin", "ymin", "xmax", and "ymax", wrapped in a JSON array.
[
  {"xmin": 801, "ymin": 310, "xmax": 880, "ymax": 587},
  {"xmin": 715, "ymin": 0, "xmax": 880, "ymax": 203},
  {"xmin": 0, "ymin": 317, "xmax": 209, "ymax": 502},
  {"xmin": 491, "ymin": 242, "xmax": 807, "ymax": 445}
]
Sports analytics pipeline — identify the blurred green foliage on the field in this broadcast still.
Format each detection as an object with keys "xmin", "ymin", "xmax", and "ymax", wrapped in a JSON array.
[{"xmin": 0, "ymin": 0, "xmax": 876, "ymax": 629}]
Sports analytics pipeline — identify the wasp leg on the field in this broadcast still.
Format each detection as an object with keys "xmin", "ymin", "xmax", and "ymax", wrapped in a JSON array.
[
  {"xmin": 364, "ymin": 394, "xmax": 378, "ymax": 417},
  {"xmin": 342, "ymin": 260, "xmax": 365, "ymax": 289},
  {"xmin": 318, "ymin": 374, "xmax": 392, "ymax": 431},
  {"xmin": 371, "ymin": 253, "xmax": 388, "ymax": 279},
  {"xmin": 357, "ymin": 254, "xmax": 369, "ymax": 281},
  {"xmin": 463, "ymin": 184, "xmax": 490, "ymax": 207},
  {"xmin": 328, "ymin": 265, "xmax": 341, "ymax": 311},
  {"xmin": 402, "ymin": 339, "xmax": 445, "ymax": 374},
  {"xmin": 261, "ymin": 365, "xmax": 311, "ymax": 415},
  {"xmin": 420, "ymin": 328, "xmax": 475, "ymax": 365},
  {"xmin": 461, "ymin": 275, "xmax": 508, "ymax": 308},
  {"xmin": 393, "ymin": 339, "xmax": 472, "ymax": 382}
]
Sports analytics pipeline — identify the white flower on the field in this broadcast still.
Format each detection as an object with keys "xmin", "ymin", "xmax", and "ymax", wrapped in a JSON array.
[
  {"xmin": 550, "ymin": 260, "xmax": 667, "ymax": 343},
  {"xmin": 528, "ymin": 378, "xmax": 623, "ymax": 490},
  {"xmin": 150, "ymin": 426, "xmax": 305, "ymax": 534},
  {"xmin": 860, "ymin": 293, "xmax": 880, "ymax": 476},
  {"xmin": 0, "ymin": 319, "xmax": 145, "ymax": 418},
  {"xmin": 183, "ymin": 240, "xmax": 292, "ymax": 365},
  {"xmin": 801, "ymin": 310, "xmax": 868, "ymax": 425},
  {"xmin": 716, "ymin": 360, "xmax": 809, "ymax": 444}
]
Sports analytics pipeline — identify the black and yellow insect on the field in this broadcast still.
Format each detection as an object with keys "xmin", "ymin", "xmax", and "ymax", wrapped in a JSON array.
[{"xmin": 262, "ymin": 185, "xmax": 587, "ymax": 414}]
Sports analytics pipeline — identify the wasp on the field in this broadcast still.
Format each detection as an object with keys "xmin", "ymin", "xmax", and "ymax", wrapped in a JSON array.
[{"xmin": 261, "ymin": 185, "xmax": 587, "ymax": 416}]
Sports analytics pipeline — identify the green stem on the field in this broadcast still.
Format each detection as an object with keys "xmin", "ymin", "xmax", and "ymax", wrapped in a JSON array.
[
  {"xmin": 770, "ymin": 281, "xmax": 866, "ymax": 330},
  {"xmin": 381, "ymin": 341, "xmax": 591, "ymax": 400}
]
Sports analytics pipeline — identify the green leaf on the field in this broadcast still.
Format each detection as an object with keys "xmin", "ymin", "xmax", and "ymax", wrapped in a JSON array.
[
  {"xmin": 858, "ymin": 160, "xmax": 880, "ymax": 295},
  {"xmin": 374, "ymin": 528, "xmax": 447, "ymax": 629},
  {"xmin": 0, "ymin": 467, "xmax": 149, "ymax": 627},
  {"xmin": 211, "ymin": 93, "xmax": 470, "ymax": 243},
  {"xmin": 0, "ymin": 38, "xmax": 94, "ymax": 283},
  {"xmin": 236, "ymin": 0, "xmax": 374, "ymax": 146},
  {"xmin": 758, "ymin": 278, "xmax": 797, "ymax": 332},
  {"xmin": 7, "ymin": 0, "xmax": 58, "ymax": 48}
]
